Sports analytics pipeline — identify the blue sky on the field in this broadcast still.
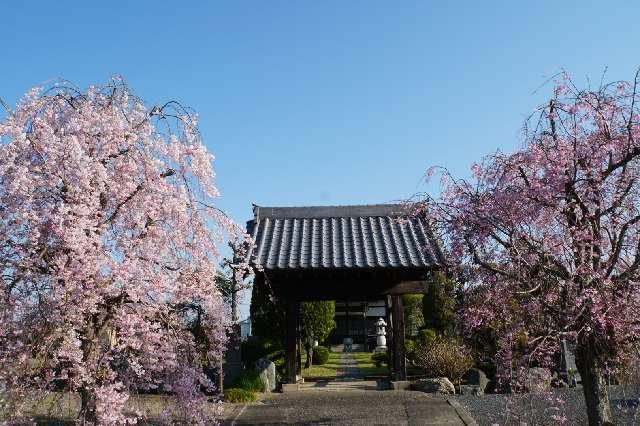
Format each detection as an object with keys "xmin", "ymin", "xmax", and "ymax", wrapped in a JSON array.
[{"xmin": 3, "ymin": 1, "xmax": 640, "ymax": 318}]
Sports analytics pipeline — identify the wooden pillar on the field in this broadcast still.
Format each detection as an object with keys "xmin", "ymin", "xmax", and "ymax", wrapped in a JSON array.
[
  {"xmin": 345, "ymin": 300, "xmax": 350, "ymax": 338},
  {"xmin": 391, "ymin": 295, "xmax": 407, "ymax": 381},
  {"xmin": 285, "ymin": 300, "xmax": 300, "ymax": 384},
  {"xmin": 385, "ymin": 296, "xmax": 393, "ymax": 377},
  {"xmin": 362, "ymin": 302, "xmax": 368, "ymax": 350},
  {"xmin": 297, "ymin": 335, "xmax": 302, "ymax": 378}
]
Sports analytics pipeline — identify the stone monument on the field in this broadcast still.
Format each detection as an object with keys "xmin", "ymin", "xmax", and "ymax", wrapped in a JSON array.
[
  {"xmin": 375, "ymin": 317, "xmax": 387, "ymax": 353},
  {"xmin": 222, "ymin": 324, "xmax": 242, "ymax": 391},
  {"xmin": 560, "ymin": 338, "xmax": 581, "ymax": 387},
  {"xmin": 255, "ymin": 357, "xmax": 276, "ymax": 392}
]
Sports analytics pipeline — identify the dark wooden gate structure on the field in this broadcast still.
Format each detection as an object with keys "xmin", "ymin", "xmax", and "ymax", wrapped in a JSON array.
[{"xmin": 246, "ymin": 204, "xmax": 445, "ymax": 384}]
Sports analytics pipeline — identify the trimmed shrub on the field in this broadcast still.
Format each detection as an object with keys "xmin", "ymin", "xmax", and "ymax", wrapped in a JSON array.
[
  {"xmin": 414, "ymin": 337, "xmax": 474, "ymax": 386},
  {"xmin": 403, "ymin": 294, "xmax": 425, "ymax": 336},
  {"xmin": 241, "ymin": 339, "xmax": 281, "ymax": 367},
  {"xmin": 270, "ymin": 351, "xmax": 286, "ymax": 378},
  {"xmin": 224, "ymin": 388, "xmax": 257, "ymax": 403},
  {"xmin": 234, "ymin": 370, "xmax": 266, "ymax": 393},
  {"xmin": 416, "ymin": 328, "xmax": 437, "ymax": 346},
  {"xmin": 372, "ymin": 352, "xmax": 388, "ymax": 367},
  {"xmin": 405, "ymin": 339, "xmax": 416, "ymax": 360},
  {"xmin": 422, "ymin": 271, "xmax": 455, "ymax": 336},
  {"xmin": 241, "ymin": 338, "xmax": 285, "ymax": 379},
  {"xmin": 312, "ymin": 346, "xmax": 330, "ymax": 365},
  {"xmin": 241, "ymin": 339, "xmax": 265, "ymax": 367}
]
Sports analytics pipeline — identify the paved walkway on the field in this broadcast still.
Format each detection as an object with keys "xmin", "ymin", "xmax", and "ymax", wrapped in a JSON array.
[
  {"xmin": 220, "ymin": 353, "xmax": 475, "ymax": 425},
  {"xmin": 221, "ymin": 391, "xmax": 471, "ymax": 425},
  {"xmin": 336, "ymin": 352, "xmax": 364, "ymax": 381}
]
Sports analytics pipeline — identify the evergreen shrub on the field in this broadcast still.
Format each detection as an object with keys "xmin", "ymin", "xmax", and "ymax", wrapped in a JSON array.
[{"xmin": 312, "ymin": 346, "xmax": 330, "ymax": 365}]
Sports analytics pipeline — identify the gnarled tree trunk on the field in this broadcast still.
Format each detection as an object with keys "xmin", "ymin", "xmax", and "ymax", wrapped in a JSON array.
[
  {"xmin": 304, "ymin": 340, "xmax": 313, "ymax": 369},
  {"xmin": 575, "ymin": 345, "xmax": 612, "ymax": 425},
  {"xmin": 79, "ymin": 323, "xmax": 99, "ymax": 424},
  {"xmin": 79, "ymin": 388, "xmax": 97, "ymax": 424}
]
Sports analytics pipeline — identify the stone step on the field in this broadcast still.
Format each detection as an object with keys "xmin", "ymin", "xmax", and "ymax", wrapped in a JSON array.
[
  {"xmin": 298, "ymin": 380, "xmax": 379, "ymax": 391},
  {"xmin": 329, "ymin": 344, "xmax": 365, "ymax": 352}
]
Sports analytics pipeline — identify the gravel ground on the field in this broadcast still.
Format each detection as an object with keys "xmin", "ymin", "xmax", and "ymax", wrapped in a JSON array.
[{"xmin": 452, "ymin": 386, "xmax": 640, "ymax": 425}]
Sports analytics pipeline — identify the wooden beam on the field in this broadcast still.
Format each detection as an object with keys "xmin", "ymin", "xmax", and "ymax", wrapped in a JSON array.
[
  {"xmin": 384, "ymin": 280, "xmax": 432, "ymax": 295},
  {"xmin": 268, "ymin": 277, "xmax": 434, "ymax": 301},
  {"xmin": 285, "ymin": 300, "xmax": 299, "ymax": 384},
  {"xmin": 391, "ymin": 295, "xmax": 407, "ymax": 381}
]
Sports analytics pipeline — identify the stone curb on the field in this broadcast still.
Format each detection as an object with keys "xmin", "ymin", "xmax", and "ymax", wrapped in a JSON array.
[{"xmin": 447, "ymin": 398, "xmax": 479, "ymax": 426}]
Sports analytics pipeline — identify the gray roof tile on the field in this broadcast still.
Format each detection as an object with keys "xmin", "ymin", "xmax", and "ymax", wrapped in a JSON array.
[{"xmin": 247, "ymin": 204, "xmax": 444, "ymax": 270}]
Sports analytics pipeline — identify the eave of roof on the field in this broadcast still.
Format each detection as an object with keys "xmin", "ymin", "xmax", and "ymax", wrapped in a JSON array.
[{"xmin": 247, "ymin": 203, "xmax": 445, "ymax": 271}]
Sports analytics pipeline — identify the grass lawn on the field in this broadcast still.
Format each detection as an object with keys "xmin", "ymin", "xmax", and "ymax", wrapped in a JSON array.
[
  {"xmin": 352, "ymin": 352, "xmax": 389, "ymax": 377},
  {"xmin": 301, "ymin": 350, "xmax": 390, "ymax": 380},
  {"xmin": 301, "ymin": 350, "xmax": 341, "ymax": 379}
]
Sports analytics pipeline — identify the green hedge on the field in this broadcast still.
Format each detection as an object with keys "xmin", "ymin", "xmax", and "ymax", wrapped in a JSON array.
[
  {"xmin": 224, "ymin": 388, "xmax": 257, "ymax": 403},
  {"xmin": 234, "ymin": 370, "xmax": 266, "ymax": 393},
  {"xmin": 312, "ymin": 346, "xmax": 330, "ymax": 365}
]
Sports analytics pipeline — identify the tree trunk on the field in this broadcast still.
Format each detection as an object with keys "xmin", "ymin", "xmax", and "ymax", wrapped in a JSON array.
[
  {"xmin": 304, "ymin": 341, "xmax": 313, "ymax": 369},
  {"xmin": 575, "ymin": 346, "xmax": 613, "ymax": 425},
  {"xmin": 231, "ymin": 286, "xmax": 238, "ymax": 323},
  {"xmin": 79, "ymin": 324, "xmax": 98, "ymax": 424},
  {"xmin": 79, "ymin": 388, "xmax": 97, "ymax": 424}
]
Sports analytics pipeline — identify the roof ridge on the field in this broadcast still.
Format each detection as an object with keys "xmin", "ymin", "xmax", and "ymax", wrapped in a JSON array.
[{"xmin": 252, "ymin": 203, "xmax": 411, "ymax": 219}]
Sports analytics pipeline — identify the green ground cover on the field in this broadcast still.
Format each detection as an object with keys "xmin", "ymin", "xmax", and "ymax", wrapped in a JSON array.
[
  {"xmin": 301, "ymin": 350, "xmax": 341, "ymax": 379},
  {"xmin": 352, "ymin": 352, "xmax": 389, "ymax": 377},
  {"xmin": 301, "ymin": 351, "xmax": 389, "ymax": 379}
]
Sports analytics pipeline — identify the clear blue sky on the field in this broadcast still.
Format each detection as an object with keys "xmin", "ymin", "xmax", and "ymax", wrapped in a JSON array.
[{"xmin": 3, "ymin": 1, "xmax": 639, "ymax": 318}]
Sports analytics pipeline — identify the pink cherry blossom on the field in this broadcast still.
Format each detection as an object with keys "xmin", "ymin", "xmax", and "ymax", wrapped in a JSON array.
[
  {"xmin": 424, "ymin": 71, "xmax": 640, "ymax": 425},
  {"xmin": 0, "ymin": 79, "xmax": 249, "ymax": 424}
]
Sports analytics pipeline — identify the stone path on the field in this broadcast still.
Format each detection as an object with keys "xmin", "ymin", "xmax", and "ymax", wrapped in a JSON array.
[
  {"xmin": 219, "ymin": 352, "xmax": 476, "ymax": 424},
  {"xmin": 336, "ymin": 352, "xmax": 364, "ymax": 381},
  {"xmin": 221, "ymin": 390, "xmax": 470, "ymax": 425},
  {"xmin": 296, "ymin": 352, "xmax": 370, "ymax": 391},
  {"xmin": 298, "ymin": 380, "xmax": 378, "ymax": 391}
]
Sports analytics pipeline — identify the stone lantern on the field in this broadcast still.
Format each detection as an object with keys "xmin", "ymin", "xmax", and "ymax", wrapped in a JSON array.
[{"xmin": 375, "ymin": 318, "xmax": 387, "ymax": 352}]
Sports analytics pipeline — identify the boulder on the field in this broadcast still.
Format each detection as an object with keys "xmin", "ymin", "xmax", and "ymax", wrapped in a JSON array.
[
  {"xmin": 525, "ymin": 367, "xmax": 552, "ymax": 393},
  {"xmin": 255, "ymin": 357, "xmax": 276, "ymax": 392},
  {"xmin": 462, "ymin": 368, "xmax": 489, "ymax": 394},
  {"xmin": 459, "ymin": 385, "xmax": 483, "ymax": 396},
  {"xmin": 414, "ymin": 377, "xmax": 455, "ymax": 394}
]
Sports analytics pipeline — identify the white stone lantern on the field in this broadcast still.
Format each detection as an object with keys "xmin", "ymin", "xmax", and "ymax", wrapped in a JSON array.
[{"xmin": 375, "ymin": 317, "xmax": 387, "ymax": 352}]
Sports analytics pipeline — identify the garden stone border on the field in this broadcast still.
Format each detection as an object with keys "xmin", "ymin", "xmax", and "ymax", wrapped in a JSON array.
[{"xmin": 447, "ymin": 398, "xmax": 479, "ymax": 426}]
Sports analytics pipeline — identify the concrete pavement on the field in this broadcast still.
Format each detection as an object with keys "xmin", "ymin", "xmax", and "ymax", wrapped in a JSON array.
[{"xmin": 221, "ymin": 390, "xmax": 473, "ymax": 425}]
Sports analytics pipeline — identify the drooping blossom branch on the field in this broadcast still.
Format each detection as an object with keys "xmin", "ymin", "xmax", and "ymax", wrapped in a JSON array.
[
  {"xmin": 421, "ymin": 70, "xmax": 640, "ymax": 425},
  {"xmin": 0, "ymin": 78, "xmax": 248, "ymax": 424}
]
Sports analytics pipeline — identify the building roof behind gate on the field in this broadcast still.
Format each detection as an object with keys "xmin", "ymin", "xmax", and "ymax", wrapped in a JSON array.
[{"xmin": 246, "ymin": 204, "xmax": 445, "ymax": 270}]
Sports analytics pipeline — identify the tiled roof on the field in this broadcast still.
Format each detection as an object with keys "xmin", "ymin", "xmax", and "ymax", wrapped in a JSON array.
[{"xmin": 246, "ymin": 204, "xmax": 444, "ymax": 270}]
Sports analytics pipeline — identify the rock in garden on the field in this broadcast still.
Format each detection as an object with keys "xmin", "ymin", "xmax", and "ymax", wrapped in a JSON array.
[
  {"xmin": 462, "ymin": 368, "xmax": 488, "ymax": 393},
  {"xmin": 459, "ymin": 384, "xmax": 483, "ymax": 396},
  {"xmin": 255, "ymin": 357, "xmax": 276, "ymax": 392},
  {"xmin": 414, "ymin": 377, "xmax": 455, "ymax": 394}
]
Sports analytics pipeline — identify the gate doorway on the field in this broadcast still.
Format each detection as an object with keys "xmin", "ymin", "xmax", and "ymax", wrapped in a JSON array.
[{"xmin": 246, "ymin": 204, "xmax": 446, "ymax": 384}]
